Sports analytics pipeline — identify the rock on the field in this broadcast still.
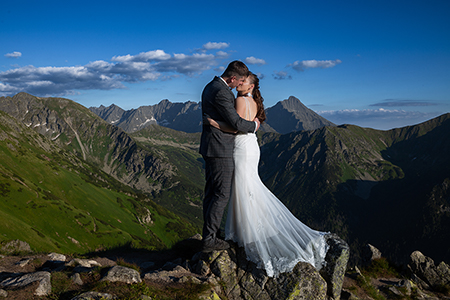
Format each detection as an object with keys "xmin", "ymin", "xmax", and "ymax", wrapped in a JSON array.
[
  {"xmin": 16, "ymin": 257, "xmax": 32, "ymax": 267},
  {"xmin": 0, "ymin": 240, "xmax": 31, "ymax": 254},
  {"xmin": 71, "ymin": 273, "xmax": 84, "ymax": 285},
  {"xmin": 195, "ymin": 260, "xmax": 211, "ymax": 276},
  {"xmin": 0, "ymin": 271, "xmax": 51, "ymax": 296},
  {"xmin": 408, "ymin": 250, "xmax": 450, "ymax": 288},
  {"xmin": 193, "ymin": 241, "xmax": 342, "ymax": 300},
  {"xmin": 101, "ymin": 265, "xmax": 142, "ymax": 284},
  {"xmin": 0, "ymin": 289, "xmax": 7, "ymax": 298},
  {"xmin": 143, "ymin": 270, "xmax": 173, "ymax": 283},
  {"xmin": 71, "ymin": 291, "xmax": 116, "ymax": 300},
  {"xmin": 68, "ymin": 258, "xmax": 102, "ymax": 268},
  {"xmin": 48, "ymin": 252, "xmax": 66, "ymax": 262},
  {"xmin": 362, "ymin": 244, "xmax": 382, "ymax": 264},
  {"xmin": 265, "ymin": 262, "xmax": 328, "ymax": 300},
  {"xmin": 320, "ymin": 233, "xmax": 350, "ymax": 300},
  {"xmin": 397, "ymin": 279, "xmax": 413, "ymax": 295},
  {"xmin": 341, "ymin": 289, "xmax": 359, "ymax": 300}
]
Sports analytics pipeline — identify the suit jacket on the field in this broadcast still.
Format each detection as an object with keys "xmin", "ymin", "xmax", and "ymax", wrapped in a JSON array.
[{"xmin": 199, "ymin": 76, "xmax": 256, "ymax": 158}]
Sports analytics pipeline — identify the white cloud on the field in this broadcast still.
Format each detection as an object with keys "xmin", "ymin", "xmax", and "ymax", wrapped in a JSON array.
[
  {"xmin": 202, "ymin": 42, "xmax": 229, "ymax": 50},
  {"xmin": 5, "ymin": 51, "xmax": 22, "ymax": 58},
  {"xmin": 0, "ymin": 48, "xmax": 222, "ymax": 97},
  {"xmin": 245, "ymin": 56, "xmax": 266, "ymax": 65},
  {"xmin": 216, "ymin": 51, "xmax": 229, "ymax": 58},
  {"xmin": 289, "ymin": 59, "xmax": 342, "ymax": 71},
  {"xmin": 112, "ymin": 50, "xmax": 171, "ymax": 62}
]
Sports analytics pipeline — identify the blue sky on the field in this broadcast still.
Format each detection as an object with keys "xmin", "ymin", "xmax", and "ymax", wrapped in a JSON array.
[{"xmin": 1, "ymin": 0, "xmax": 449, "ymax": 130}]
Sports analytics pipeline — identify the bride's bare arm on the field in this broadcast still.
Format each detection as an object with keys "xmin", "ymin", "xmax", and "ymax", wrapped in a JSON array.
[{"xmin": 203, "ymin": 116, "xmax": 237, "ymax": 133}]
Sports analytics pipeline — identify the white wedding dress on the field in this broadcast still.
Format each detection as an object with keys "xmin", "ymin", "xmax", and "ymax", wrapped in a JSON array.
[{"xmin": 225, "ymin": 97, "xmax": 329, "ymax": 278}]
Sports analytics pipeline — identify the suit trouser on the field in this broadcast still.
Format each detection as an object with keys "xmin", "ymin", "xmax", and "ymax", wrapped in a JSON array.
[{"xmin": 202, "ymin": 156, "xmax": 234, "ymax": 242}]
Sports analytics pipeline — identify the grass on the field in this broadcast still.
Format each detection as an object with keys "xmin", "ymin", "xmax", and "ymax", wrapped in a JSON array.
[{"xmin": 0, "ymin": 111, "xmax": 199, "ymax": 255}]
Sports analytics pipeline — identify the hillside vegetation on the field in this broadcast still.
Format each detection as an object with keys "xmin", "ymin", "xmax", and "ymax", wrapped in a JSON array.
[{"xmin": 0, "ymin": 110, "xmax": 197, "ymax": 254}]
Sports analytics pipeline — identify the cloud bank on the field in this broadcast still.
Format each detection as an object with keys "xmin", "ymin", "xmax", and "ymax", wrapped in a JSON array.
[
  {"xmin": 317, "ymin": 108, "xmax": 441, "ymax": 130},
  {"xmin": 370, "ymin": 99, "xmax": 439, "ymax": 107},
  {"xmin": 0, "ymin": 48, "xmax": 223, "ymax": 97}
]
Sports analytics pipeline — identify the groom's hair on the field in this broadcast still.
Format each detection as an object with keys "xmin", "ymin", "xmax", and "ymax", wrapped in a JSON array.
[{"xmin": 222, "ymin": 60, "xmax": 249, "ymax": 78}]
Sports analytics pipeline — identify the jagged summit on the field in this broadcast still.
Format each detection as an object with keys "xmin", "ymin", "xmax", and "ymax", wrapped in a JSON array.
[
  {"xmin": 262, "ymin": 96, "xmax": 335, "ymax": 134},
  {"xmin": 90, "ymin": 95, "xmax": 334, "ymax": 134}
]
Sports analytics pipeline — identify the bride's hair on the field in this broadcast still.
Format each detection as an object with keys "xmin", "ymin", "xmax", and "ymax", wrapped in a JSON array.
[{"xmin": 248, "ymin": 72, "xmax": 266, "ymax": 123}]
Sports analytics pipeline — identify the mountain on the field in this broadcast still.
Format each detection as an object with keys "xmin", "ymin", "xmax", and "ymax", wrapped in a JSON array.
[
  {"xmin": 0, "ymin": 93, "xmax": 205, "ymax": 227},
  {"xmin": 262, "ymin": 96, "xmax": 335, "ymax": 133},
  {"xmin": 90, "ymin": 95, "xmax": 334, "ymax": 134},
  {"xmin": 2, "ymin": 92, "xmax": 448, "ymax": 267},
  {"xmin": 258, "ymin": 114, "xmax": 450, "ymax": 265},
  {"xmin": 0, "ymin": 109, "xmax": 197, "ymax": 254},
  {"xmin": 90, "ymin": 99, "xmax": 202, "ymax": 133}
]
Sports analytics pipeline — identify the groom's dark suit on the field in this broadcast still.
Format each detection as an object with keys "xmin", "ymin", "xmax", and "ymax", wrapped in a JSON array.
[{"xmin": 199, "ymin": 76, "xmax": 256, "ymax": 244}]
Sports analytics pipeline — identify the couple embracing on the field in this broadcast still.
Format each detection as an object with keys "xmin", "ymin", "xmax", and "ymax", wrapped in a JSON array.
[{"xmin": 199, "ymin": 61, "xmax": 328, "ymax": 277}]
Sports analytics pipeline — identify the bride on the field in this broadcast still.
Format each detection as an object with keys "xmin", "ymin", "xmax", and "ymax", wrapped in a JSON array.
[{"xmin": 205, "ymin": 72, "xmax": 329, "ymax": 277}]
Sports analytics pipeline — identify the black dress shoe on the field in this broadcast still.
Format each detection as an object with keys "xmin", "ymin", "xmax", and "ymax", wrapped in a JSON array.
[{"xmin": 202, "ymin": 238, "xmax": 230, "ymax": 253}]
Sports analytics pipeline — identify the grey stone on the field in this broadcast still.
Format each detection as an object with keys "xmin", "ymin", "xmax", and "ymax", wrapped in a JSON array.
[
  {"xmin": 195, "ymin": 260, "xmax": 210, "ymax": 276},
  {"xmin": 362, "ymin": 244, "xmax": 382, "ymax": 264},
  {"xmin": 0, "ymin": 240, "xmax": 31, "ymax": 254},
  {"xmin": 48, "ymin": 252, "xmax": 66, "ymax": 262},
  {"xmin": 102, "ymin": 265, "xmax": 142, "ymax": 284},
  {"xmin": 71, "ymin": 273, "xmax": 84, "ymax": 285},
  {"xmin": 71, "ymin": 291, "xmax": 116, "ymax": 300},
  {"xmin": 320, "ymin": 233, "xmax": 350, "ymax": 300},
  {"xmin": 16, "ymin": 257, "xmax": 32, "ymax": 267},
  {"xmin": 408, "ymin": 250, "xmax": 450, "ymax": 288},
  {"xmin": 0, "ymin": 271, "xmax": 51, "ymax": 296},
  {"xmin": 0, "ymin": 289, "xmax": 7, "ymax": 298}
]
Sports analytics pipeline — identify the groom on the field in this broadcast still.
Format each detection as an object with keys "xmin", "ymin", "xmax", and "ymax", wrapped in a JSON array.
[{"xmin": 199, "ymin": 60, "xmax": 260, "ymax": 252}]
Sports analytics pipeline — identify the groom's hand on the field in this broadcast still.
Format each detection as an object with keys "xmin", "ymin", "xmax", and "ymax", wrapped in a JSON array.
[{"xmin": 253, "ymin": 117, "xmax": 260, "ymax": 132}]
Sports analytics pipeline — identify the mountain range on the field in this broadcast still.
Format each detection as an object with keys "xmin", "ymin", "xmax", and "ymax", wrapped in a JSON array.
[
  {"xmin": 89, "ymin": 95, "xmax": 335, "ymax": 134},
  {"xmin": 1, "ymin": 92, "xmax": 449, "ymax": 267}
]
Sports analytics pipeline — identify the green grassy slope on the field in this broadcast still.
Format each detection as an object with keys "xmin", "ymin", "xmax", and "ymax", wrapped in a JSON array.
[
  {"xmin": 130, "ymin": 125, "xmax": 204, "ymax": 227},
  {"xmin": 0, "ymin": 111, "xmax": 197, "ymax": 254}
]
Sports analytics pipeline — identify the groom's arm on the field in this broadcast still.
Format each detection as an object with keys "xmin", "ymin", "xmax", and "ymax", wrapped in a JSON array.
[{"xmin": 214, "ymin": 89, "xmax": 256, "ymax": 133}]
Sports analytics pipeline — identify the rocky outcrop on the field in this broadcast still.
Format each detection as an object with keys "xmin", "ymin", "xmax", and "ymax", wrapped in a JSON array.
[
  {"xmin": 408, "ymin": 250, "xmax": 450, "ymax": 290},
  {"xmin": 0, "ymin": 271, "xmax": 51, "ymax": 296},
  {"xmin": 0, "ymin": 239, "xmax": 31, "ymax": 254},
  {"xmin": 0, "ymin": 235, "xmax": 349, "ymax": 299},
  {"xmin": 185, "ymin": 233, "xmax": 349, "ymax": 300}
]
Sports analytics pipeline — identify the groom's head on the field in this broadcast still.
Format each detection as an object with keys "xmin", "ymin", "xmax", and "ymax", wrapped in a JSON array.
[{"xmin": 222, "ymin": 60, "xmax": 249, "ymax": 89}]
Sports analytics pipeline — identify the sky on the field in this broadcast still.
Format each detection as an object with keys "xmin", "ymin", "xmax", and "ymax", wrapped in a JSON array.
[{"xmin": 1, "ymin": 0, "xmax": 449, "ymax": 130}]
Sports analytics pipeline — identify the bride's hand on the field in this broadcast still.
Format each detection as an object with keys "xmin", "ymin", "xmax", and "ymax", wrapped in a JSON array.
[{"xmin": 203, "ymin": 115, "xmax": 212, "ymax": 125}]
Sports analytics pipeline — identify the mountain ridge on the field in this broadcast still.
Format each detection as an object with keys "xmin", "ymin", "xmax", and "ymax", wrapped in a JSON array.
[
  {"xmin": 1, "ymin": 92, "xmax": 449, "ymax": 267},
  {"xmin": 90, "ymin": 95, "xmax": 335, "ymax": 134}
]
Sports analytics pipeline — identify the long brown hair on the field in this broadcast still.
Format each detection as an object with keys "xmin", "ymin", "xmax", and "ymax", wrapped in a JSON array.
[{"xmin": 248, "ymin": 72, "xmax": 266, "ymax": 123}]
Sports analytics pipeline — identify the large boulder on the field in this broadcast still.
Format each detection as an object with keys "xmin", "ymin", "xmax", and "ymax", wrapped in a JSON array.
[
  {"xmin": 0, "ymin": 271, "xmax": 51, "ymax": 296},
  {"xmin": 0, "ymin": 240, "xmax": 31, "ymax": 254},
  {"xmin": 191, "ymin": 233, "xmax": 349, "ymax": 300},
  {"xmin": 408, "ymin": 250, "xmax": 450, "ymax": 289},
  {"xmin": 101, "ymin": 265, "xmax": 142, "ymax": 284}
]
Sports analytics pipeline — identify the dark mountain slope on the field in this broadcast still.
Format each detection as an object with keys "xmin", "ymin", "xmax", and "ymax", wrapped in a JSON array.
[
  {"xmin": 262, "ymin": 96, "xmax": 335, "ymax": 134},
  {"xmin": 91, "ymin": 95, "xmax": 334, "ymax": 134},
  {"xmin": 258, "ymin": 114, "xmax": 450, "ymax": 264}
]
